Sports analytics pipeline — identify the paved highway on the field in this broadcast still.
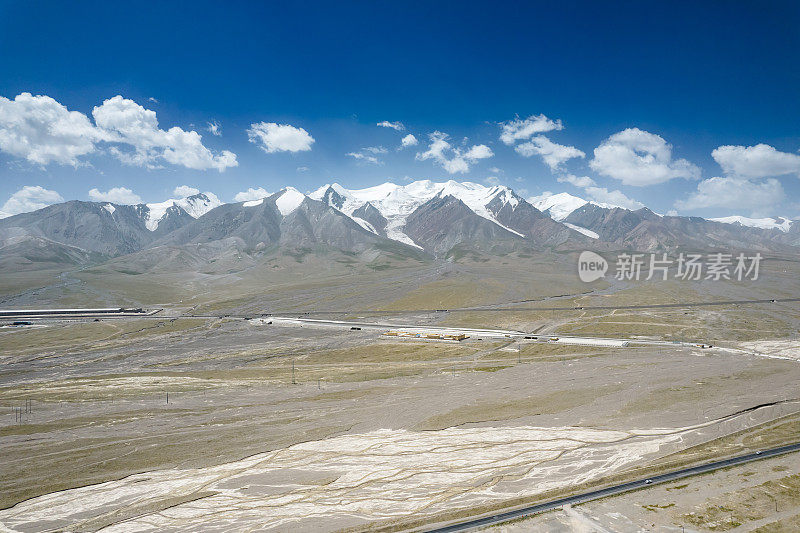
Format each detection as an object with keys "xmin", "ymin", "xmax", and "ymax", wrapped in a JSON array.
[
  {"xmin": 0, "ymin": 308, "xmax": 753, "ymax": 351},
  {"xmin": 261, "ymin": 317, "xmax": 645, "ymax": 346},
  {"xmin": 263, "ymin": 316, "xmax": 523, "ymax": 338},
  {"xmin": 247, "ymin": 296, "xmax": 800, "ymax": 315},
  {"xmin": 423, "ymin": 442, "xmax": 800, "ymax": 532},
  {"xmin": 4, "ymin": 296, "xmax": 797, "ymax": 321}
]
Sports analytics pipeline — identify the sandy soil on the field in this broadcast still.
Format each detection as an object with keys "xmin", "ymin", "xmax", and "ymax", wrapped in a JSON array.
[
  {"xmin": 0, "ymin": 425, "xmax": 682, "ymax": 531},
  {"xmin": 739, "ymin": 339, "xmax": 800, "ymax": 361}
]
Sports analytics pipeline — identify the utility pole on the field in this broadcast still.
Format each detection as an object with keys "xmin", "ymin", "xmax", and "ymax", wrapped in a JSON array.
[{"xmin": 292, "ymin": 360, "xmax": 297, "ymax": 385}]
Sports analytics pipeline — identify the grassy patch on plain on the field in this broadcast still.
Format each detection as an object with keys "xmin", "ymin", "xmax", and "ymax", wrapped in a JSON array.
[{"xmin": 415, "ymin": 384, "xmax": 623, "ymax": 430}]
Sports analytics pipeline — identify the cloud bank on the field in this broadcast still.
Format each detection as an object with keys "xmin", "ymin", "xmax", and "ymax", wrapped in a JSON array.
[
  {"xmin": 247, "ymin": 122, "xmax": 315, "ymax": 153},
  {"xmin": 0, "ymin": 93, "xmax": 237, "ymax": 171},
  {"xmin": 234, "ymin": 187, "xmax": 271, "ymax": 202},
  {"xmin": 590, "ymin": 128, "xmax": 700, "ymax": 186},
  {"xmin": 377, "ymin": 121, "xmax": 404, "ymax": 131},
  {"xmin": 88, "ymin": 187, "xmax": 142, "ymax": 204},
  {"xmin": 711, "ymin": 143, "xmax": 800, "ymax": 178},
  {"xmin": 416, "ymin": 131, "xmax": 493, "ymax": 174},
  {"xmin": 676, "ymin": 176, "xmax": 785, "ymax": 214},
  {"xmin": 515, "ymin": 136, "xmax": 585, "ymax": 170},
  {"xmin": 499, "ymin": 114, "xmax": 563, "ymax": 145},
  {"xmin": 0, "ymin": 185, "xmax": 64, "ymax": 218}
]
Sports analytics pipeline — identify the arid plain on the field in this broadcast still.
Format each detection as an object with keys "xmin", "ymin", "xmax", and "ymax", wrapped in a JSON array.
[{"xmin": 2, "ymin": 251, "xmax": 800, "ymax": 531}]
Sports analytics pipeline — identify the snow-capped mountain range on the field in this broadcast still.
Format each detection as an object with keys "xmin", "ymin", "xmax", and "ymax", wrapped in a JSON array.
[
  {"xmin": 1, "ymin": 180, "xmax": 797, "ymax": 266},
  {"xmin": 529, "ymin": 191, "xmax": 793, "ymax": 233},
  {"xmin": 529, "ymin": 192, "xmax": 595, "ymax": 221},
  {"xmin": 708, "ymin": 215, "xmax": 793, "ymax": 233},
  {"xmin": 307, "ymin": 181, "xmax": 524, "ymax": 247},
  {"xmin": 236, "ymin": 181, "xmax": 797, "ymax": 253},
  {"xmin": 137, "ymin": 192, "xmax": 222, "ymax": 231},
  {"xmin": 98, "ymin": 192, "xmax": 223, "ymax": 231},
  {"xmin": 253, "ymin": 182, "xmax": 795, "ymax": 245}
]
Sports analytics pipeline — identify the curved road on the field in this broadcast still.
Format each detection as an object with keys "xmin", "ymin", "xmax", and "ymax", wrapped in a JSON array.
[{"xmin": 424, "ymin": 442, "xmax": 800, "ymax": 533}]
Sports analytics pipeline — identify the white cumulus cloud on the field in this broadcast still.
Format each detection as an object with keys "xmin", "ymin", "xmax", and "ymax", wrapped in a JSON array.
[
  {"xmin": 347, "ymin": 146, "xmax": 388, "ymax": 165},
  {"xmin": 88, "ymin": 187, "xmax": 142, "ymax": 204},
  {"xmin": 0, "ymin": 185, "xmax": 64, "ymax": 218},
  {"xmin": 583, "ymin": 186, "xmax": 644, "ymax": 210},
  {"xmin": 712, "ymin": 143, "xmax": 800, "ymax": 178},
  {"xmin": 93, "ymin": 96, "xmax": 238, "ymax": 172},
  {"xmin": 377, "ymin": 121, "xmax": 405, "ymax": 131},
  {"xmin": 557, "ymin": 174, "xmax": 596, "ymax": 188},
  {"xmin": 206, "ymin": 121, "xmax": 221, "ymax": 136},
  {"xmin": 516, "ymin": 136, "xmax": 585, "ymax": 170},
  {"xmin": 675, "ymin": 176, "xmax": 785, "ymax": 214},
  {"xmin": 464, "ymin": 144, "xmax": 493, "ymax": 160},
  {"xmin": 554, "ymin": 174, "xmax": 644, "ymax": 210},
  {"xmin": 247, "ymin": 122, "xmax": 314, "ymax": 153},
  {"xmin": 347, "ymin": 152, "xmax": 380, "ymax": 164},
  {"xmin": 590, "ymin": 128, "xmax": 700, "ymax": 186},
  {"xmin": 416, "ymin": 131, "xmax": 493, "ymax": 174},
  {"xmin": 499, "ymin": 114, "xmax": 563, "ymax": 145},
  {"xmin": 400, "ymin": 134, "xmax": 418, "ymax": 148},
  {"xmin": 173, "ymin": 185, "xmax": 200, "ymax": 197},
  {"xmin": 0, "ymin": 93, "xmax": 238, "ymax": 171},
  {"xmin": 0, "ymin": 92, "xmax": 110, "ymax": 166},
  {"xmin": 234, "ymin": 187, "xmax": 271, "ymax": 202}
]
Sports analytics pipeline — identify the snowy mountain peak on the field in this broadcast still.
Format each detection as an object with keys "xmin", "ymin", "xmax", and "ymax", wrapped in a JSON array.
[
  {"xmin": 143, "ymin": 192, "xmax": 222, "ymax": 231},
  {"xmin": 179, "ymin": 193, "xmax": 222, "ymax": 218},
  {"xmin": 527, "ymin": 191, "xmax": 628, "ymax": 221},
  {"xmin": 275, "ymin": 187, "xmax": 306, "ymax": 216},
  {"xmin": 309, "ymin": 183, "xmax": 348, "ymax": 209},
  {"xmin": 307, "ymin": 180, "xmax": 526, "ymax": 243},
  {"xmin": 487, "ymin": 185, "xmax": 519, "ymax": 210},
  {"xmin": 529, "ymin": 192, "xmax": 588, "ymax": 221},
  {"xmin": 328, "ymin": 183, "xmax": 349, "ymax": 196}
]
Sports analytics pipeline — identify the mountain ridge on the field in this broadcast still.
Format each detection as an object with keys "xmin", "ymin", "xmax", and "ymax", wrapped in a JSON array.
[{"xmin": 1, "ymin": 180, "xmax": 798, "ymax": 272}]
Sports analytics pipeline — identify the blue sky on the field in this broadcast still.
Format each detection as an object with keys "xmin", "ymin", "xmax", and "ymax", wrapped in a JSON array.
[{"xmin": 1, "ymin": 1, "xmax": 799, "ymax": 218}]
